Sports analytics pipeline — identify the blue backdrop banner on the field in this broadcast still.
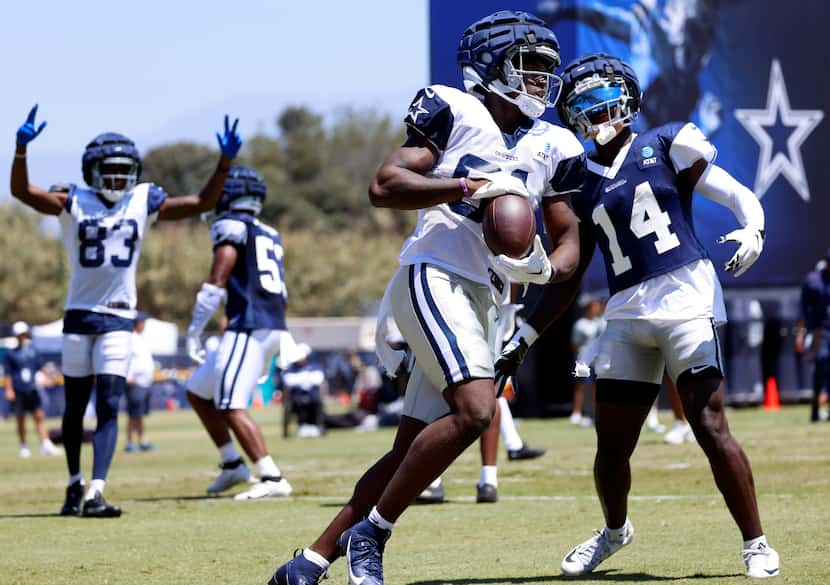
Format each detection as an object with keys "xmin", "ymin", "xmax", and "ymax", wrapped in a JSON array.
[{"xmin": 429, "ymin": 0, "xmax": 828, "ymax": 291}]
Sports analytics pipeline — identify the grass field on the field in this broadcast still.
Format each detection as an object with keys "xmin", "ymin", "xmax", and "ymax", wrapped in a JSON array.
[{"xmin": 0, "ymin": 405, "xmax": 828, "ymax": 585}]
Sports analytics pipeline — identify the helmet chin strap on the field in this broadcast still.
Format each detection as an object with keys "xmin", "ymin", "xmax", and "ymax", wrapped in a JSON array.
[{"xmin": 595, "ymin": 123, "xmax": 618, "ymax": 145}]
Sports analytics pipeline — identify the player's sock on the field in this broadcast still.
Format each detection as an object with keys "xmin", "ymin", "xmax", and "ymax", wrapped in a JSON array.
[
  {"xmin": 368, "ymin": 506, "xmax": 395, "ymax": 531},
  {"xmin": 91, "ymin": 374, "xmax": 126, "ymax": 481},
  {"xmin": 743, "ymin": 535, "xmax": 768, "ymax": 549},
  {"xmin": 86, "ymin": 479, "xmax": 106, "ymax": 500},
  {"xmin": 218, "ymin": 441, "xmax": 241, "ymax": 464},
  {"xmin": 479, "ymin": 465, "xmax": 498, "ymax": 487},
  {"xmin": 62, "ymin": 376, "xmax": 95, "ymax": 476},
  {"xmin": 302, "ymin": 548, "xmax": 331, "ymax": 570},
  {"xmin": 254, "ymin": 455, "xmax": 281, "ymax": 479},
  {"xmin": 68, "ymin": 473, "xmax": 84, "ymax": 487},
  {"xmin": 427, "ymin": 477, "xmax": 442, "ymax": 489},
  {"xmin": 498, "ymin": 397, "xmax": 523, "ymax": 451},
  {"xmin": 605, "ymin": 519, "xmax": 631, "ymax": 542}
]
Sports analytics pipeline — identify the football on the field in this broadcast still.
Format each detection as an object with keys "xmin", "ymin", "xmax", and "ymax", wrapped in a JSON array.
[{"xmin": 482, "ymin": 194, "xmax": 536, "ymax": 259}]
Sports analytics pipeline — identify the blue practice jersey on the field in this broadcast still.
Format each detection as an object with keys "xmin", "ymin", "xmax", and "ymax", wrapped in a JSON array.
[
  {"xmin": 802, "ymin": 268, "xmax": 830, "ymax": 335},
  {"xmin": 210, "ymin": 212, "xmax": 287, "ymax": 331},
  {"xmin": 571, "ymin": 122, "xmax": 715, "ymax": 295},
  {"xmin": 3, "ymin": 345, "xmax": 43, "ymax": 394}
]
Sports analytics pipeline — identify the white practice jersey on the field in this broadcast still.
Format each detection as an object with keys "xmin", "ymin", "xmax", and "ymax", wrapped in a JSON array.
[
  {"xmin": 398, "ymin": 85, "xmax": 586, "ymax": 292},
  {"xmin": 59, "ymin": 183, "xmax": 167, "ymax": 320}
]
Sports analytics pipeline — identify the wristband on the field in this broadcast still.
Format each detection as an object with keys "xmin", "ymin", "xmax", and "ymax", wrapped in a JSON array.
[
  {"xmin": 14, "ymin": 153, "xmax": 26, "ymax": 159},
  {"xmin": 513, "ymin": 321, "xmax": 540, "ymax": 348},
  {"xmin": 459, "ymin": 176, "xmax": 470, "ymax": 198}
]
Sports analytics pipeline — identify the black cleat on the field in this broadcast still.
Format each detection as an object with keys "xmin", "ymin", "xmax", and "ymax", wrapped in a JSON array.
[
  {"xmin": 415, "ymin": 483, "xmax": 445, "ymax": 504},
  {"xmin": 507, "ymin": 444, "xmax": 547, "ymax": 461},
  {"xmin": 60, "ymin": 481, "xmax": 84, "ymax": 516},
  {"xmin": 82, "ymin": 492, "xmax": 122, "ymax": 518},
  {"xmin": 476, "ymin": 483, "xmax": 498, "ymax": 503}
]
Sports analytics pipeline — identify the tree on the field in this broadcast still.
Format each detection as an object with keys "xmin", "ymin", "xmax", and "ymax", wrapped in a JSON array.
[
  {"xmin": 0, "ymin": 206, "xmax": 68, "ymax": 324},
  {"xmin": 142, "ymin": 142, "xmax": 219, "ymax": 197}
]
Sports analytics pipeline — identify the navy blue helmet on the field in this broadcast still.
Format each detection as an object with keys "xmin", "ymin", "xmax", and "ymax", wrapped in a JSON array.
[
  {"xmin": 82, "ymin": 133, "xmax": 141, "ymax": 202},
  {"xmin": 216, "ymin": 165, "xmax": 267, "ymax": 216},
  {"xmin": 557, "ymin": 52, "xmax": 642, "ymax": 144},
  {"xmin": 457, "ymin": 10, "xmax": 562, "ymax": 119}
]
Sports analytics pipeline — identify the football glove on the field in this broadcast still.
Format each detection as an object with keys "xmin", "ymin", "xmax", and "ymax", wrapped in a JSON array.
[
  {"xmin": 717, "ymin": 227, "xmax": 764, "ymax": 277},
  {"xmin": 216, "ymin": 114, "xmax": 242, "ymax": 159},
  {"xmin": 187, "ymin": 335, "xmax": 205, "ymax": 365},
  {"xmin": 493, "ymin": 322, "xmax": 539, "ymax": 397},
  {"xmin": 493, "ymin": 235, "xmax": 553, "ymax": 285},
  {"xmin": 16, "ymin": 104, "xmax": 47, "ymax": 147},
  {"xmin": 467, "ymin": 171, "xmax": 530, "ymax": 200}
]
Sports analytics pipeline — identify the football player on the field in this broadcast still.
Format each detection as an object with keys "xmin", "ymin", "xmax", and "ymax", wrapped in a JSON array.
[
  {"xmin": 3, "ymin": 321, "xmax": 62, "ymax": 458},
  {"xmin": 11, "ymin": 106, "xmax": 242, "ymax": 517},
  {"xmin": 185, "ymin": 166, "xmax": 294, "ymax": 500},
  {"xmin": 268, "ymin": 10, "xmax": 585, "ymax": 585},
  {"xmin": 495, "ymin": 53, "xmax": 779, "ymax": 578}
]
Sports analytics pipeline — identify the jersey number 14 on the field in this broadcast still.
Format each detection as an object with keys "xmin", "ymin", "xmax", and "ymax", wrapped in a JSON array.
[{"xmin": 592, "ymin": 182, "xmax": 680, "ymax": 276}]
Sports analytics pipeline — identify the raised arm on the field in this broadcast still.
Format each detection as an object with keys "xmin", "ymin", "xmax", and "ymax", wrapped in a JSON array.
[
  {"xmin": 156, "ymin": 115, "xmax": 242, "ymax": 221},
  {"xmin": 10, "ymin": 105, "xmax": 67, "ymax": 215}
]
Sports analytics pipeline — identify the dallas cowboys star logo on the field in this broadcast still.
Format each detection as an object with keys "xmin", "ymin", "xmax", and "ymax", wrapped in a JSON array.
[
  {"xmin": 735, "ymin": 59, "xmax": 824, "ymax": 202},
  {"xmin": 407, "ymin": 96, "xmax": 429, "ymax": 124}
]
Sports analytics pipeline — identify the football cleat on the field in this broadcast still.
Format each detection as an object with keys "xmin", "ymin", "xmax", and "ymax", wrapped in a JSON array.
[
  {"xmin": 507, "ymin": 444, "xmax": 547, "ymax": 461},
  {"xmin": 415, "ymin": 482, "xmax": 445, "ymax": 504},
  {"xmin": 233, "ymin": 476, "xmax": 292, "ymax": 500},
  {"xmin": 19, "ymin": 445, "xmax": 32, "ymax": 458},
  {"xmin": 338, "ymin": 519, "xmax": 391, "ymax": 585},
  {"xmin": 82, "ymin": 492, "xmax": 122, "ymax": 518},
  {"xmin": 476, "ymin": 483, "xmax": 498, "ymax": 503},
  {"xmin": 268, "ymin": 549, "xmax": 329, "ymax": 585},
  {"xmin": 561, "ymin": 520, "xmax": 634, "ymax": 576},
  {"xmin": 207, "ymin": 458, "xmax": 252, "ymax": 494},
  {"xmin": 664, "ymin": 421, "xmax": 695, "ymax": 445},
  {"xmin": 743, "ymin": 542, "xmax": 780, "ymax": 578},
  {"xmin": 60, "ymin": 481, "xmax": 84, "ymax": 516}
]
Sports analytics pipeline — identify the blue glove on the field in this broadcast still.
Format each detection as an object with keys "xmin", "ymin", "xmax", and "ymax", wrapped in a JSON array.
[
  {"xmin": 17, "ymin": 104, "xmax": 47, "ymax": 147},
  {"xmin": 216, "ymin": 115, "xmax": 242, "ymax": 159}
]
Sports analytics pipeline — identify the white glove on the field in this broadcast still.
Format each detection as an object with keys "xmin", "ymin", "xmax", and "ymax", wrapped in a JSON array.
[
  {"xmin": 492, "ymin": 235, "xmax": 553, "ymax": 285},
  {"xmin": 187, "ymin": 335, "xmax": 205, "ymax": 365},
  {"xmin": 466, "ymin": 171, "xmax": 530, "ymax": 200},
  {"xmin": 717, "ymin": 227, "xmax": 764, "ymax": 277}
]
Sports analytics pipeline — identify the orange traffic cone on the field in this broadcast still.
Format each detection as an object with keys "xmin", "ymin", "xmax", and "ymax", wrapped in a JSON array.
[{"xmin": 763, "ymin": 377, "xmax": 780, "ymax": 411}]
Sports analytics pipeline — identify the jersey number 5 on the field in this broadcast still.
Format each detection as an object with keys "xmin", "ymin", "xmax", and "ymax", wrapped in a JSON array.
[
  {"xmin": 592, "ymin": 182, "xmax": 680, "ymax": 276},
  {"xmin": 255, "ymin": 236, "xmax": 284, "ymax": 295}
]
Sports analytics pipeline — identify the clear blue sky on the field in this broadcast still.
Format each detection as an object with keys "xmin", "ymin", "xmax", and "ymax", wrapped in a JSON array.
[{"xmin": 1, "ymin": 0, "xmax": 429, "ymax": 194}]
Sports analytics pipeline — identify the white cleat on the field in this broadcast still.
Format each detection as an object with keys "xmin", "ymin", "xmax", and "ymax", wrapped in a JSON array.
[
  {"xmin": 743, "ymin": 543, "xmax": 780, "ymax": 578},
  {"xmin": 561, "ymin": 520, "xmax": 634, "ymax": 576},
  {"xmin": 233, "ymin": 477, "xmax": 293, "ymax": 500},
  {"xmin": 645, "ymin": 410, "xmax": 666, "ymax": 433},
  {"xmin": 206, "ymin": 459, "xmax": 252, "ymax": 494},
  {"xmin": 19, "ymin": 445, "xmax": 32, "ymax": 459},
  {"xmin": 664, "ymin": 421, "xmax": 695, "ymax": 445},
  {"xmin": 40, "ymin": 440, "xmax": 63, "ymax": 456}
]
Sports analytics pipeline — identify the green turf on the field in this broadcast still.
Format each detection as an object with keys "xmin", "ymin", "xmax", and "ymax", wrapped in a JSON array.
[{"xmin": 0, "ymin": 405, "xmax": 828, "ymax": 584}]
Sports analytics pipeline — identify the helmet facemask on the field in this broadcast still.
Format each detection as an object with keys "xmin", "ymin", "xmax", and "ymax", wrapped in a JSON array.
[
  {"xmin": 564, "ymin": 73, "xmax": 637, "ymax": 145},
  {"xmin": 488, "ymin": 45, "xmax": 562, "ymax": 119},
  {"xmin": 91, "ymin": 156, "xmax": 139, "ymax": 202}
]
